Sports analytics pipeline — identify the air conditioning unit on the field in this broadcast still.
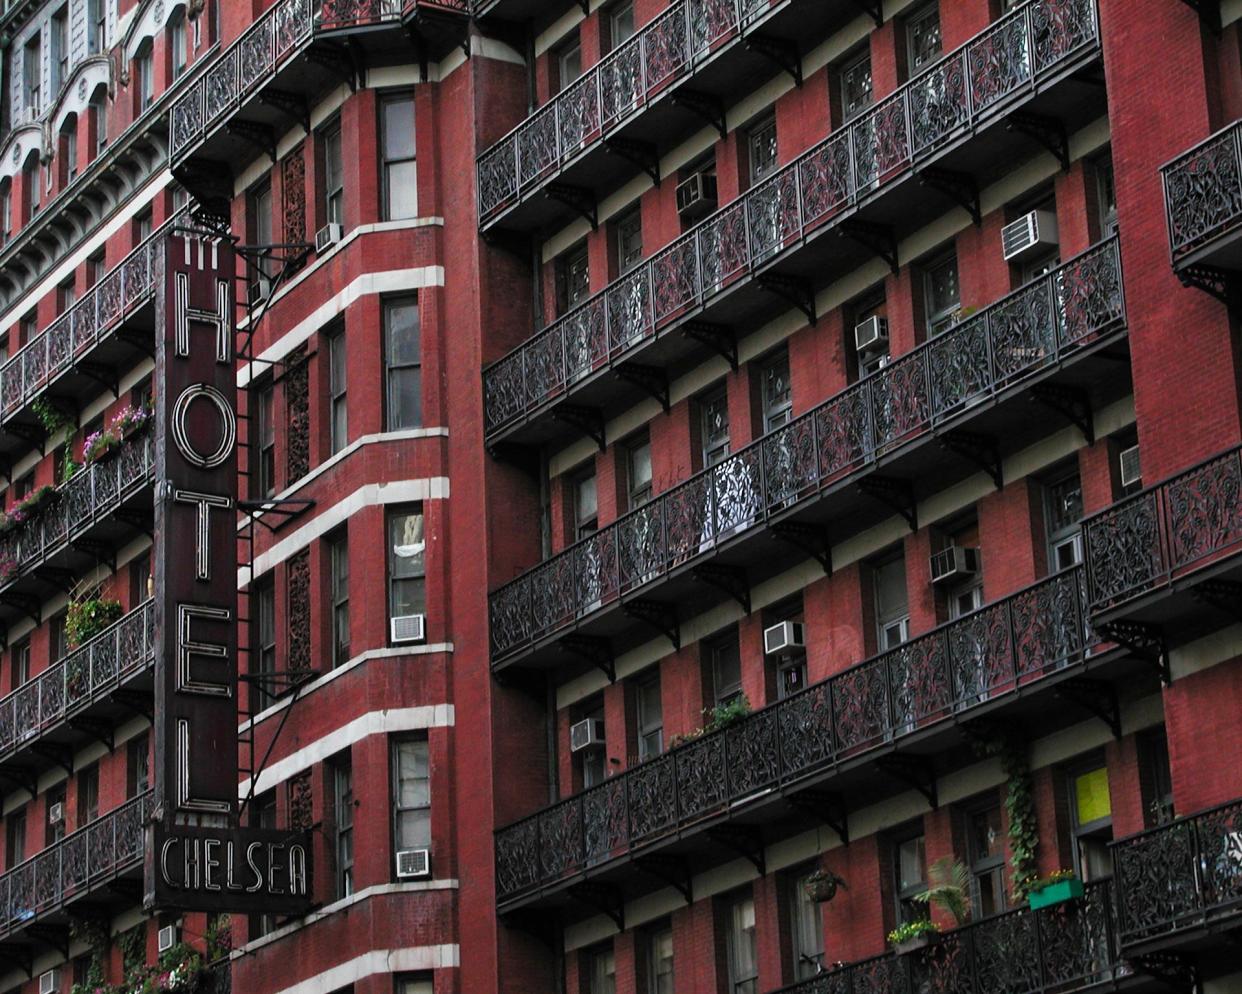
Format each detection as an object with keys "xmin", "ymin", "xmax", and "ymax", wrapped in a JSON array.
[
  {"xmin": 396, "ymin": 847, "xmax": 430, "ymax": 879},
  {"xmin": 676, "ymin": 172, "xmax": 718, "ymax": 220},
  {"xmin": 157, "ymin": 925, "xmax": 178, "ymax": 953},
  {"xmin": 763, "ymin": 620, "xmax": 805, "ymax": 656},
  {"xmin": 48, "ymin": 801, "xmax": 64, "ymax": 824},
  {"xmin": 38, "ymin": 970, "xmax": 59, "ymax": 994},
  {"xmin": 1119, "ymin": 444, "xmax": 1141, "ymax": 490},
  {"xmin": 569, "ymin": 717, "xmax": 605, "ymax": 753},
  {"xmin": 930, "ymin": 545, "xmax": 981, "ymax": 585},
  {"xmin": 1001, "ymin": 209, "xmax": 1059, "ymax": 262},
  {"xmin": 390, "ymin": 613, "xmax": 425, "ymax": 644},
  {"xmin": 854, "ymin": 315, "xmax": 889, "ymax": 354},
  {"xmin": 315, "ymin": 222, "xmax": 343, "ymax": 253}
]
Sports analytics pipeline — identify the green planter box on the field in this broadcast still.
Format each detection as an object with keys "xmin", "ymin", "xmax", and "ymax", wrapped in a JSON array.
[{"xmin": 1029, "ymin": 878, "xmax": 1084, "ymax": 910}]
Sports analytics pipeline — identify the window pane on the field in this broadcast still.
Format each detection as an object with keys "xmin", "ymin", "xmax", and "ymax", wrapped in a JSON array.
[
  {"xmin": 389, "ymin": 367, "xmax": 422, "ymax": 430},
  {"xmin": 390, "ymin": 512, "xmax": 426, "ymax": 577},
  {"xmin": 383, "ymin": 97, "xmax": 416, "ymax": 160},
  {"xmin": 387, "ymin": 159, "xmax": 419, "ymax": 219},
  {"xmin": 386, "ymin": 299, "xmax": 421, "ymax": 364}
]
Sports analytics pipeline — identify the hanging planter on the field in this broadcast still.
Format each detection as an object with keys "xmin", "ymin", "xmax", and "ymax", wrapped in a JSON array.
[
  {"xmin": 66, "ymin": 597, "xmax": 124, "ymax": 648},
  {"xmin": 803, "ymin": 868, "xmax": 847, "ymax": 903},
  {"xmin": 1027, "ymin": 870, "xmax": 1084, "ymax": 910},
  {"xmin": 888, "ymin": 920, "xmax": 940, "ymax": 955}
]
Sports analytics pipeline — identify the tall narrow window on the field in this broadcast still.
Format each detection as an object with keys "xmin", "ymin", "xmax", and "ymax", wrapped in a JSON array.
[
  {"xmin": 574, "ymin": 471, "xmax": 598, "ymax": 538},
  {"xmin": 384, "ymin": 296, "xmax": 422, "ymax": 430},
  {"xmin": 12, "ymin": 640, "xmax": 30, "ymax": 688},
  {"xmin": 892, "ymin": 828, "xmax": 927, "ymax": 925},
  {"xmin": 747, "ymin": 115, "xmax": 778, "ymax": 186},
  {"xmin": 1069, "ymin": 762, "xmax": 1113, "ymax": 882},
  {"xmin": 330, "ymin": 530, "xmax": 350, "ymax": 667},
  {"xmin": 46, "ymin": 784, "xmax": 66, "ymax": 845},
  {"xmin": 254, "ymin": 578, "xmax": 276, "ymax": 703},
  {"xmin": 1, "ymin": 183, "xmax": 10, "ymax": 245},
  {"xmin": 62, "ymin": 123, "xmax": 78, "ymax": 185},
  {"xmin": 23, "ymin": 37, "xmax": 41, "ymax": 117},
  {"xmin": 130, "ymin": 549, "xmax": 151, "ymax": 606},
  {"xmin": 392, "ymin": 739, "xmax": 431, "ymax": 867},
  {"xmin": 609, "ymin": 2, "xmax": 636, "ymax": 48},
  {"xmin": 557, "ymin": 38, "xmax": 583, "ymax": 90},
  {"xmin": 923, "ymin": 254, "xmax": 960, "ymax": 336},
  {"xmin": 840, "ymin": 49, "xmax": 873, "ymax": 121},
  {"xmin": 322, "ymin": 120, "xmax": 344, "ymax": 228},
  {"xmin": 6, "ymin": 808, "xmax": 26, "ymax": 867},
  {"xmin": 58, "ymin": 278, "xmax": 76, "ymax": 315},
  {"xmin": 578, "ymin": 701, "xmax": 606, "ymax": 788},
  {"xmin": 1044, "ymin": 469, "xmax": 1084, "ymax": 572},
  {"xmin": 388, "ymin": 507, "xmax": 426, "ymax": 635},
  {"xmin": 328, "ymin": 326, "xmax": 347, "ymax": 454},
  {"xmin": 78, "ymin": 764, "xmax": 100, "ymax": 825},
  {"xmin": 588, "ymin": 946, "xmax": 616, "ymax": 994},
  {"xmin": 874, "ymin": 557, "xmax": 910, "ymax": 649},
  {"xmin": 906, "ymin": 3, "xmax": 941, "ymax": 74},
  {"xmin": 88, "ymin": 252, "xmax": 105, "ymax": 289},
  {"xmin": 127, "ymin": 732, "xmax": 150, "ymax": 797},
  {"xmin": 966, "ymin": 799, "xmax": 1006, "ymax": 917},
  {"xmin": 711, "ymin": 634, "xmax": 742, "ymax": 706},
  {"xmin": 88, "ymin": 0, "xmax": 106, "ymax": 54},
  {"xmin": 169, "ymin": 12, "xmax": 187, "ymax": 80},
  {"xmin": 635, "ymin": 673, "xmax": 662, "ymax": 761},
  {"xmin": 255, "ymin": 381, "xmax": 276, "ymax": 498},
  {"xmin": 134, "ymin": 42, "xmax": 154, "ymax": 114},
  {"xmin": 557, "ymin": 243, "xmax": 590, "ymax": 314},
  {"xmin": 50, "ymin": 611, "xmax": 68, "ymax": 662},
  {"xmin": 626, "ymin": 436, "xmax": 652, "ymax": 510},
  {"xmin": 23, "ymin": 156, "xmax": 40, "ymax": 221},
  {"xmin": 92, "ymin": 94, "xmax": 108, "ymax": 156},
  {"xmin": 616, "ymin": 208, "xmax": 643, "ymax": 275},
  {"xmin": 725, "ymin": 894, "xmax": 758, "ymax": 994},
  {"xmin": 248, "ymin": 182, "xmax": 274, "ymax": 298},
  {"xmin": 135, "ymin": 207, "xmax": 153, "ymax": 242},
  {"xmin": 646, "ymin": 925, "xmax": 673, "ymax": 994},
  {"xmin": 52, "ymin": 8, "xmax": 69, "ymax": 94},
  {"xmin": 381, "ymin": 93, "xmax": 417, "ymax": 220},
  {"xmin": 789, "ymin": 868, "xmax": 825, "ymax": 979},
  {"xmin": 1095, "ymin": 157, "xmax": 1118, "ymax": 236},
  {"xmin": 1139, "ymin": 728, "xmax": 1175, "ymax": 827},
  {"xmin": 332, "ymin": 752, "xmax": 354, "ymax": 898},
  {"xmin": 700, "ymin": 388, "xmax": 730, "ymax": 467},
  {"xmin": 761, "ymin": 350, "xmax": 792, "ymax": 431}
]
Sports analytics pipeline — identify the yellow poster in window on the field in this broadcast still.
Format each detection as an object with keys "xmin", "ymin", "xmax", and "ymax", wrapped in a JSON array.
[{"xmin": 1075, "ymin": 767, "xmax": 1112, "ymax": 825}]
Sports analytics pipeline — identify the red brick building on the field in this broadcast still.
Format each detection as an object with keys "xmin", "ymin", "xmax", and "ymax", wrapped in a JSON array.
[{"xmin": 0, "ymin": 0, "xmax": 1240, "ymax": 993}]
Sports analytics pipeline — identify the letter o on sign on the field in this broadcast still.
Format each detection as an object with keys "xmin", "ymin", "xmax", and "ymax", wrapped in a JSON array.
[{"xmin": 172, "ymin": 384, "xmax": 236, "ymax": 469}]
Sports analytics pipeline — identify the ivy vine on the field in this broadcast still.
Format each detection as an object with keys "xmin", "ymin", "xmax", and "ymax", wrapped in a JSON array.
[
  {"xmin": 30, "ymin": 398, "xmax": 74, "ymax": 438},
  {"xmin": 119, "ymin": 924, "xmax": 146, "ymax": 976},
  {"xmin": 68, "ymin": 919, "xmax": 109, "ymax": 991},
  {"xmin": 975, "ymin": 732, "xmax": 1038, "ymax": 901}
]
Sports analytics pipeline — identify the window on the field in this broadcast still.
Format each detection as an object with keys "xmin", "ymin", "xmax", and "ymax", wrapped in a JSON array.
[
  {"xmin": 18, "ymin": 313, "xmax": 36, "ymax": 349},
  {"xmin": 330, "ymin": 530, "xmax": 350, "ymax": 667},
  {"xmin": 127, "ymin": 732, "xmax": 150, "ymax": 797},
  {"xmin": 23, "ymin": 156, "xmax": 40, "ymax": 221},
  {"xmin": 333, "ymin": 752, "xmax": 354, "ymax": 898},
  {"xmin": 169, "ymin": 12, "xmax": 187, "ymax": 80},
  {"xmin": 906, "ymin": 3, "xmax": 941, "ymax": 74},
  {"xmin": 892, "ymin": 828, "xmax": 927, "ymax": 925},
  {"xmin": 88, "ymin": 252, "xmax": 105, "ymax": 288},
  {"xmin": 626, "ymin": 436, "xmax": 652, "ymax": 510},
  {"xmin": 711, "ymin": 634, "xmax": 742, "ymax": 706},
  {"xmin": 14, "ymin": 471, "xmax": 33, "ymax": 501},
  {"xmin": 395, "ymin": 978, "xmax": 432, "ymax": 994},
  {"xmin": 88, "ymin": 0, "xmax": 106, "ymax": 54},
  {"xmin": 248, "ymin": 181, "xmax": 274, "ymax": 297},
  {"xmin": 135, "ymin": 42, "xmax": 154, "ymax": 113},
  {"xmin": 46, "ymin": 784, "xmax": 66, "ymax": 845},
  {"xmin": 700, "ymin": 387, "xmax": 730, "ymax": 467},
  {"xmin": 578, "ymin": 701, "xmax": 606, "ymax": 788},
  {"xmin": 558, "ymin": 38, "xmax": 583, "ymax": 90},
  {"xmin": 635, "ymin": 673, "xmax": 662, "ymax": 761},
  {"xmin": 789, "ymin": 868, "xmax": 825, "ymax": 978},
  {"xmin": 322, "ymin": 119, "xmax": 345, "ymax": 227},
  {"xmin": 874, "ymin": 557, "xmax": 910, "ymax": 649},
  {"xmin": 574, "ymin": 471, "xmax": 598, "ymax": 538},
  {"xmin": 388, "ymin": 507, "xmax": 426, "ymax": 630},
  {"xmin": 725, "ymin": 893, "xmax": 758, "ymax": 994},
  {"xmin": 609, "ymin": 2, "xmax": 636, "ymax": 48},
  {"xmin": 50, "ymin": 611, "xmax": 68, "ymax": 662},
  {"xmin": 381, "ymin": 93, "xmax": 417, "ymax": 220},
  {"xmin": 254, "ymin": 577, "xmax": 276, "ymax": 703},
  {"xmin": 616, "ymin": 208, "xmax": 643, "ymax": 275},
  {"xmin": 52, "ymin": 8, "xmax": 69, "ymax": 94},
  {"xmin": 645, "ymin": 925, "xmax": 673, "ymax": 994},
  {"xmin": 1, "ymin": 183, "xmax": 10, "ymax": 245},
  {"xmin": 1069, "ymin": 762, "xmax": 1112, "ymax": 882},
  {"xmin": 557, "ymin": 243, "xmax": 590, "ymax": 314},
  {"xmin": 62, "ymin": 123, "xmax": 78, "ymax": 185},
  {"xmin": 58, "ymin": 278, "xmax": 76, "ymax": 316},
  {"xmin": 135, "ymin": 207, "xmax": 153, "ymax": 243},
  {"xmin": 1139, "ymin": 728, "xmax": 1174, "ymax": 827},
  {"xmin": 767, "ymin": 601, "xmax": 806, "ymax": 700},
  {"xmin": 747, "ymin": 115, "xmax": 779, "ymax": 186},
  {"xmin": 761, "ymin": 350, "xmax": 792, "ymax": 431},
  {"xmin": 327, "ymin": 325, "xmax": 347, "ymax": 454},
  {"xmin": 923, "ymin": 254, "xmax": 960, "ymax": 336},
  {"xmin": 6, "ymin": 808, "xmax": 25, "ymax": 867},
  {"xmin": 23, "ymin": 37, "xmax": 41, "ymax": 116},
  {"xmin": 1095, "ymin": 156, "xmax": 1117, "ymax": 236},
  {"xmin": 587, "ymin": 945, "xmax": 615, "ymax": 994},
  {"xmin": 966, "ymin": 799, "xmax": 1006, "ymax": 917},
  {"xmin": 130, "ymin": 549, "xmax": 151, "ymax": 605},
  {"xmin": 92, "ymin": 93, "xmax": 108, "ymax": 156},
  {"xmin": 840, "ymin": 49, "xmax": 873, "ymax": 121},
  {"xmin": 1044, "ymin": 469, "xmax": 1083, "ymax": 572},
  {"xmin": 78, "ymin": 763, "xmax": 100, "ymax": 825},
  {"xmin": 255, "ymin": 381, "xmax": 276, "ymax": 498},
  {"xmin": 392, "ymin": 739, "xmax": 431, "ymax": 866},
  {"xmin": 384, "ymin": 296, "xmax": 422, "ymax": 430},
  {"xmin": 12, "ymin": 640, "xmax": 30, "ymax": 688}
]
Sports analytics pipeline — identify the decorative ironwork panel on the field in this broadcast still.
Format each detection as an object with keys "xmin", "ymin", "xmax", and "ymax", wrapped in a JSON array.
[
  {"xmin": 495, "ymin": 816, "xmax": 541, "ymax": 900},
  {"xmin": 870, "ymin": 354, "xmax": 930, "ymax": 451},
  {"xmin": 988, "ymin": 278, "xmax": 1056, "ymax": 383},
  {"xmin": 1113, "ymin": 817, "xmax": 1199, "ymax": 942},
  {"xmin": 888, "ymin": 632, "xmax": 952, "ymax": 732},
  {"xmin": 529, "ymin": 554, "xmax": 578, "ymax": 636},
  {"xmin": 967, "ymin": 909, "xmax": 1041, "ymax": 993},
  {"xmin": 725, "ymin": 707, "xmax": 780, "ymax": 799},
  {"xmin": 712, "ymin": 450, "xmax": 762, "ymax": 538},
  {"xmin": 1055, "ymin": 238, "xmax": 1123, "ymax": 346},
  {"xmin": 697, "ymin": 201, "xmax": 750, "ymax": 299},
  {"xmin": 289, "ymin": 770, "xmax": 314, "ymax": 831},
  {"xmin": 688, "ymin": 0, "xmax": 741, "ymax": 57},
  {"xmin": 517, "ymin": 106, "xmax": 560, "ymax": 187},
  {"xmin": 852, "ymin": 90, "xmax": 910, "ymax": 191},
  {"xmin": 675, "ymin": 734, "xmax": 727, "ymax": 823},
  {"xmin": 1038, "ymin": 881, "xmax": 1114, "ymax": 988},
  {"xmin": 747, "ymin": 168, "xmax": 801, "ymax": 265},
  {"xmin": 1191, "ymin": 801, "xmax": 1242, "ymax": 913},
  {"xmin": 483, "ymin": 351, "xmax": 526, "ymax": 433},
  {"xmin": 642, "ymin": 3, "xmax": 690, "ymax": 92},
  {"xmin": 1164, "ymin": 122, "xmax": 1242, "ymax": 257},
  {"xmin": 817, "ymin": 383, "xmax": 871, "ymax": 481},
  {"xmin": 617, "ymin": 505, "xmax": 664, "ymax": 592},
  {"xmin": 582, "ymin": 777, "xmax": 629, "ymax": 860},
  {"xmin": 606, "ymin": 269, "xmax": 653, "ymax": 354},
  {"xmin": 557, "ymin": 75, "xmax": 602, "ymax": 157},
  {"xmin": 627, "ymin": 753, "xmax": 677, "ymax": 842},
  {"xmin": 599, "ymin": 40, "xmax": 643, "ymax": 131},
  {"xmin": 204, "ymin": 49, "xmax": 240, "ymax": 125},
  {"xmin": 946, "ymin": 602, "xmax": 1014, "ymax": 708},
  {"xmin": 967, "ymin": 8, "xmax": 1031, "ymax": 114},
  {"xmin": 489, "ymin": 578, "xmax": 532, "ymax": 656},
  {"xmin": 832, "ymin": 658, "xmax": 889, "ymax": 754},
  {"xmin": 477, "ymin": 137, "xmax": 519, "ymax": 220},
  {"xmin": 561, "ymin": 297, "xmax": 608, "ymax": 385},
  {"xmin": 171, "ymin": 90, "xmax": 205, "ymax": 155},
  {"xmin": 1165, "ymin": 450, "xmax": 1242, "ymax": 573},
  {"xmin": 776, "ymin": 682, "xmax": 833, "ymax": 779},
  {"xmin": 285, "ymin": 347, "xmax": 310, "ymax": 483},
  {"xmin": 238, "ymin": 18, "xmax": 275, "ymax": 94},
  {"xmin": 1010, "ymin": 571, "xmax": 1087, "ymax": 677},
  {"xmin": 649, "ymin": 236, "xmax": 699, "ymax": 324},
  {"xmin": 1030, "ymin": 0, "xmax": 1097, "ymax": 72},
  {"xmin": 1083, "ymin": 492, "xmax": 1163, "ymax": 609},
  {"xmin": 908, "ymin": 52, "xmax": 969, "ymax": 156},
  {"xmin": 928, "ymin": 314, "xmax": 991, "ymax": 419},
  {"xmin": 764, "ymin": 411, "xmax": 818, "ymax": 510},
  {"xmin": 537, "ymin": 801, "xmax": 583, "ymax": 882},
  {"xmin": 799, "ymin": 132, "xmax": 853, "ymax": 228},
  {"xmin": 287, "ymin": 549, "xmax": 311, "ymax": 673},
  {"xmin": 282, "ymin": 144, "xmax": 307, "ymax": 246}
]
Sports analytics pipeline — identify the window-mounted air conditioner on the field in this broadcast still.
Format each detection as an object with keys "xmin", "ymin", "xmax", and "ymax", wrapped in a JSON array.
[
  {"xmin": 1001, "ymin": 209, "xmax": 1059, "ymax": 263},
  {"xmin": 390, "ymin": 613, "xmax": 426, "ymax": 644},
  {"xmin": 676, "ymin": 172, "xmax": 718, "ymax": 220},
  {"xmin": 763, "ymin": 620, "xmax": 805, "ymax": 656},
  {"xmin": 396, "ymin": 847, "xmax": 430, "ymax": 879},
  {"xmin": 38, "ymin": 970, "xmax": 59, "ymax": 994},
  {"xmin": 930, "ymin": 545, "xmax": 981, "ymax": 585},
  {"xmin": 854, "ymin": 315, "xmax": 889, "ymax": 354},
  {"xmin": 48, "ymin": 801, "xmax": 64, "ymax": 824},
  {"xmin": 157, "ymin": 925, "xmax": 178, "ymax": 954},
  {"xmin": 569, "ymin": 717, "xmax": 605, "ymax": 753},
  {"xmin": 1119, "ymin": 444, "xmax": 1141, "ymax": 491},
  {"xmin": 315, "ymin": 222, "xmax": 343, "ymax": 253}
]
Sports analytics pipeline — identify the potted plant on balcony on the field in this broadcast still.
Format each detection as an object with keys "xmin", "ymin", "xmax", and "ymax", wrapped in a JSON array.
[
  {"xmin": 804, "ymin": 867, "xmax": 848, "ymax": 903},
  {"xmin": 914, "ymin": 856, "xmax": 972, "ymax": 928},
  {"xmin": 66, "ymin": 596, "xmax": 123, "ymax": 649},
  {"xmin": 667, "ymin": 696, "xmax": 752, "ymax": 748},
  {"xmin": 82, "ymin": 425, "xmax": 123, "ymax": 466},
  {"xmin": 1026, "ymin": 869, "xmax": 1084, "ymax": 910},
  {"xmin": 0, "ymin": 549, "xmax": 16, "ymax": 584},
  {"xmin": 887, "ymin": 918, "xmax": 941, "ymax": 955},
  {"xmin": 11, "ymin": 484, "xmax": 59, "ymax": 525},
  {"xmin": 111, "ymin": 403, "xmax": 152, "ymax": 441}
]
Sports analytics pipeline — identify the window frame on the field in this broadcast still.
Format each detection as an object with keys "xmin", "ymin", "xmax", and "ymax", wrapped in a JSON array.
[
  {"xmin": 253, "ymin": 574, "xmax": 277, "ymax": 705},
  {"xmin": 840, "ymin": 47, "xmax": 873, "ymax": 122},
  {"xmin": 645, "ymin": 923, "xmax": 674, "ymax": 994},
  {"xmin": 710, "ymin": 632, "xmax": 743, "ymax": 706},
  {"xmin": 321, "ymin": 118, "xmax": 345, "ymax": 228},
  {"xmin": 725, "ymin": 892, "xmax": 758, "ymax": 994},
  {"xmin": 383, "ymin": 294, "xmax": 422, "ymax": 431},
  {"xmin": 380, "ymin": 91, "xmax": 417, "ymax": 221},
  {"xmin": 52, "ymin": 7, "xmax": 69, "ymax": 94},
  {"xmin": 574, "ymin": 469, "xmax": 598, "ymax": 539},
  {"xmin": 254, "ymin": 379, "xmax": 276, "ymax": 499},
  {"xmin": 635, "ymin": 672, "xmax": 663, "ymax": 762},
  {"xmin": 965, "ymin": 797, "xmax": 1007, "ymax": 918},
  {"xmin": 1043, "ymin": 466, "xmax": 1084, "ymax": 573},
  {"xmin": 787, "ymin": 865, "xmax": 825, "ymax": 979},
  {"xmin": 390, "ymin": 737, "xmax": 431, "ymax": 870},
  {"xmin": 330, "ymin": 528, "xmax": 350, "ymax": 667},
  {"xmin": 700, "ymin": 386, "xmax": 730, "ymax": 468},
  {"xmin": 905, "ymin": 1, "xmax": 942, "ymax": 75},
  {"xmin": 387, "ymin": 505, "xmax": 427, "ymax": 638},
  {"xmin": 891, "ymin": 825, "xmax": 928, "ymax": 925},
  {"xmin": 746, "ymin": 114, "xmax": 779, "ymax": 187},
  {"xmin": 332, "ymin": 751, "xmax": 354, "ymax": 899},
  {"xmin": 922, "ymin": 252, "xmax": 961, "ymax": 337},
  {"xmin": 874, "ymin": 556, "xmax": 910, "ymax": 649},
  {"xmin": 760, "ymin": 349, "xmax": 792, "ymax": 432},
  {"xmin": 328, "ymin": 323, "xmax": 348, "ymax": 454},
  {"xmin": 615, "ymin": 206, "xmax": 643, "ymax": 275},
  {"xmin": 625, "ymin": 434, "xmax": 652, "ymax": 510}
]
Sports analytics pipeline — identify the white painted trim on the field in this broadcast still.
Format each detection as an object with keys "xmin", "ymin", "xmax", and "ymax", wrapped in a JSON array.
[
  {"xmin": 237, "ymin": 266, "xmax": 446, "ymax": 387},
  {"xmin": 241, "ymin": 478, "xmax": 449, "ymax": 582},
  {"xmin": 239, "ymin": 706, "xmax": 454, "ymax": 797},
  {"xmin": 240, "ymin": 643, "xmax": 455, "ymax": 732},
  {"xmin": 257, "ymin": 945, "xmax": 460, "ymax": 994}
]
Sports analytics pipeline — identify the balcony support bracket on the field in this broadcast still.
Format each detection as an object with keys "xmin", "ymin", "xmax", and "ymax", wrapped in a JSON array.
[
  {"xmin": 75, "ymin": 361, "xmax": 121, "ymax": 398},
  {"xmin": 917, "ymin": 167, "xmax": 980, "ymax": 227},
  {"xmin": 0, "ymin": 766, "xmax": 38, "ymax": 799},
  {"xmin": 26, "ymin": 924, "xmax": 69, "ymax": 960},
  {"xmin": 1055, "ymin": 677, "xmax": 1121, "ymax": 740},
  {"xmin": 682, "ymin": 322, "xmax": 738, "ymax": 371},
  {"xmin": 485, "ymin": 441, "xmax": 540, "ymax": 476},
  {"xmin": 849, "ymin": 0, "xmax": 883, "ymax": 25},
  {"xmin": 1097, "ymin": 619, "xmax": 1169, "ymax": 686},
  {"xmin": 0, "ymin": 593, "xmax": 41, "ymax": 626},
  {"xmin": 1005, "ymin": 111, "xmax": 1069, "ymax": 172},
  {"xmin": 553, "ymin": 403, "xmax": 606, "ymax": 451},
  {"xmin": 561, "ymin": 635, "xmax": 615, "ymax": 684},
  {"xmin": 305, "ymin": 42, "xmax": 357, "ymax": 93},
  {"xmin": 634, "ymin": 855, "xmax": 693, "ymax": 905},
  {"xmin": 624, "ymin": 599, "xmax": 679, "ymax": 652},
  {"xmin": 671, "ymin": 89, "xmax": 726, "ymax": 139},
  {"xmin": 34, "ymin": 565, "xmax": 79, "ymax": 596},
  {"xmin": 1177, "ymin": 263, "xmax": 1240, "ymax": 309},
  {"xmin": 839, "ymin": 219, "xmax": 898, "ymax": 274},
  {"xmin": 707, "ymin": 824, "xmax": 765, "ymax": 876},
  {"xmin": 259, "ymin": 87, "xmax": 311, "ymax": 136},
  {"xmin": 1192, "ymin": 579, "xmax": 1242, "ymax": 622},
  {"xmin": 114, "ymin": 508, "xmax": 155, "ymax": 539},
  {"xmin": 69, "ymin": 716, "xmax": 115, "ymax": 754},
  {"xmin": 857, "ymin": 475, "xmax": 917, "ymax": 532},
  {"xmin": 116, "ymin": 326, "xmax": 158, "ymax": 360},
  {"xmin": 790, "ymin": 790, "xmax": 848, "ymax": 845},
  {"xmin": 758, "ymin": 275, "xmax": 816, "ymax": 325},
  {"xmin": 745, "ymin": 35, "xmax": 802, "ymax": 87},
  {"xmin": 691, "ymin": 564, "xmax": 750, "ymax": 614},
  {"xmin": 31, "ymin": 743, "xmax": 75, "ymax": 779},
  {"xmin": 115, "ymin": 689, "xmax": 155, "ymax": 724},
  {"xmin": 941, "ymin": 430, "xmax": 1002, "ymax": 490},
  {"xmin": 1176, "ymin": 0, "xmax": 1221, "ymax": 33},
  {"xmin": 70, "ymin": 538, "xmax": 118, "ymax": 574},
  {"xmin": 545, "ymin": 183, "xmax": 598, "ymax": 231},
  {"xmin": 1133, "ymin": 951, "xmax": 1197, "ymax": 993},
  {"xmin": 1030, "ymin": 384, "xmax": 1093, "ymax": 444},
  {"xmin": 568, "ymin": 882, "xmax": 624, "ymax": 932},
  {"xmin": 225, "ymin": 119, "xmax": 278, "ymax": 166},
  {"xmin": 770, "ymin": 522, "xmax": 832, "ymax": 575},
  {"xmin": 877, "ymin": 755, "xmax": 937, "ymax": 810},
  {"xmin": 604, "ymin": 138, "xmax": 660, "ymax": 187},
  {"xmin": 614, "ymin": 362, "xmax": 670, "ymax": 413},
  {"xmin": 6, "ymin": 420, "xmax": 46, "ymax": 453}
]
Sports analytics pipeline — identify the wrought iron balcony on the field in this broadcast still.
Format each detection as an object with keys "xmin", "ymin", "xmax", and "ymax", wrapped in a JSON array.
[
  {"xmin": 1161, "ymin": 119, "xmax": 1242, "ymax": 301},
  {"xmin": 1082, "ymin": 444, "xmax": 1242, "ymax": 635},
  {"xmin": 0, "ymin": 792, "xmax": 149, "ymax": 945},
  {"xmin": 0, "ymin": 211, "xmax": 192, "ymax": 465},
  {"xmin": 482, "ymin": 0, "xmax": 1104, "ymax": 447},
  {"xmin": 489, "ymin": 238, "xmax": 1126, "ymax": 668},
  {"xmin": 0, "ymin": 601, "xmax": 154, "ymax": 784},
  {"xmin": 495, "ymin": 567, "xmax": 1143, "ymax": 909},
  {"xmin": 772, "ymin": 881, "xmax": 1144, "ymax": 994},
  {"xmin": 1112, "ymin": 797, "xmax": 1242, "ymax": 956},
  {"xmin": 0, "ymin": 433, "xmax": 154, "ymax": 624}
]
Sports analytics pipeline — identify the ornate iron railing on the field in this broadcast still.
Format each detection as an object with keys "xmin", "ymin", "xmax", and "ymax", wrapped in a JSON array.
[
  {"xmin": 0, "ymin": 210, "xmax": 190, "ymax": 428},
  {"xmin": 0, "ymin": 792, "xmax": 149, "ymax": 940},
  {"xmin": 0, "ymin": 600, "xmax": 155, "ymax": 762},
  {"xmin": 201, "ymin": 961, "xmax": 232, "ymax": 994},
  {"xmin": 489, "ymin": 238, "xmax": 1123, "ymax": 661},
  {"xmin": 0, "ymin": 433, "xmax": 154, "ymax": 594},
  {"xmin": 495, "ymin": 567, "xmax": 1100, "ymax": 902},
  {"xmin": 1082, "ymin": 444, "xmax": 1242, "ymax": 612},
  {"xmin": 1112, "ymin": 797, "xmax": 1242, "ymax": 949},
  {"xmin": 481, "ymin": 0, "xmax": 1101, "ymax": 433},
  {"xmin": 770, "ymin": 880, "xmax": 1122, "ymax": 994},
  {"xmin": 1161, "ymin": 119, "xmax": 1242, "ymax": 262}
]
